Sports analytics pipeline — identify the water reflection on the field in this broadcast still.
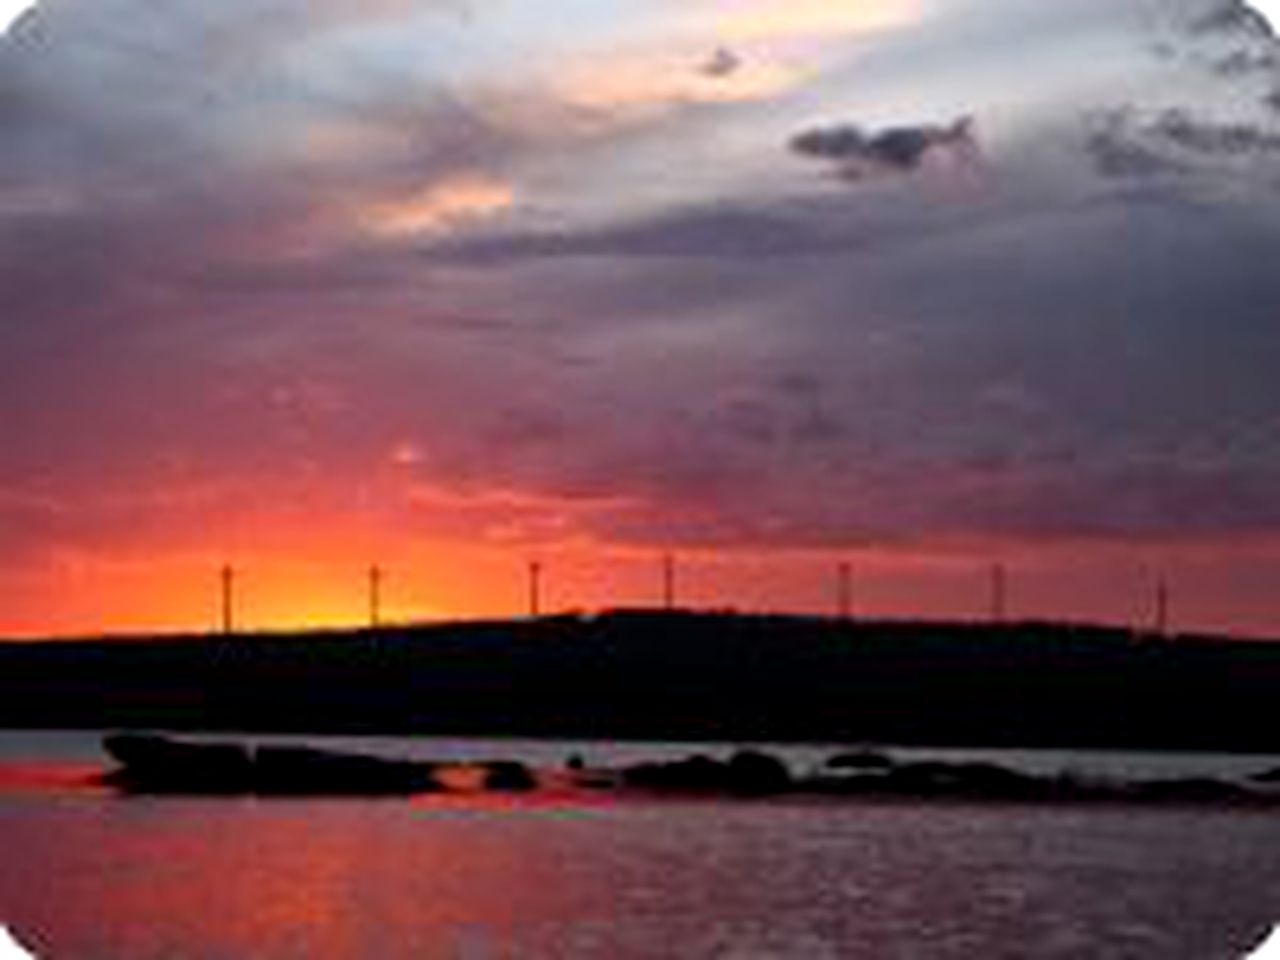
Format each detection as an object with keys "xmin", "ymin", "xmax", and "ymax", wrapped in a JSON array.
[
  {"xmin": 2, "ymin": 793, "xmax": 1279, "ymax": 958},
  {"xmin": 0, "ymin": 762, "xmax": 103, "ymax": 795}
]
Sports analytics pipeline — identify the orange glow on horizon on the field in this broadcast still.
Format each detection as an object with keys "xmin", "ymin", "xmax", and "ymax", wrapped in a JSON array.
[
  {"xmin": 3, "ymin": 492, "xmax": 1280, "ymax": 639},
  {"xmin": 2, "ymin": 531, "xmax": 1279, "ymax": 641}
]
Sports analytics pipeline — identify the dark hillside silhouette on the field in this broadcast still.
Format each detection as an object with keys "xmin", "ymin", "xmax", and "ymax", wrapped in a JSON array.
[{"xmin": 1, "ymin": 611, "xmax": 1279, "ymax": 751}]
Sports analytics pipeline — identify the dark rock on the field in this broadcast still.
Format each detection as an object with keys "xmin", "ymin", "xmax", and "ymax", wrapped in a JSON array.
[
  {"xmin": 253, "ymin": 745, "xmax": 436, "ymax": 795},
  {"xmin": 727, "ymin": 750, "xmax": 792, "ymax": 794},
  {"xmin": 481, "ymin": 761, "xmax": 537, "ymax": 792},
  {"xmin": 102, "ymin": 733, "xmax": 438, "ymax": 796},
  {"xmin": 619, "ymin": 751, "xmax": 793, "ymax": 795},
  {"xmin": 103, "ymin": 732, "xmax": 253, "ymax": 794},
  {"xmin": 621, "ymin": 754, "xmax": 729, "ymax": 791}
]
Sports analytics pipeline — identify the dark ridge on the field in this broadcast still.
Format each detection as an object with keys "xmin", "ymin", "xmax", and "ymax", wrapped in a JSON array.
[{"xmin": 1, "ymin": 610, "xmax": 1278, "ymax": 752}]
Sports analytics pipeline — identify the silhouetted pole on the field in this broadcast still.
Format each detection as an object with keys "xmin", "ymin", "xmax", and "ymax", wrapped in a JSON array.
[
  {"xmin": 528, "ymin": 560, "xmax": 542, "ymax": 618},
  {"xmin": 1154, "ymin": 576, "xmax": 1170, "ymax": 637},
  {"xmin": 368, "ymin": 564, "xmax": 383, "ymax": 628},
  {"xmin": 219, "ymin": 564, "xmax": 235, "ymax": 636},
  {"xmin": 990, "ymin": 563, "xmax": 1008, "ymax": 623},
  {"xmin": 836, "ymin": 561, "xmax": 853, "ymax": 620},
  {"xmin": 662, "ymin": 553, "xmax": 676, "ymax": 611}
]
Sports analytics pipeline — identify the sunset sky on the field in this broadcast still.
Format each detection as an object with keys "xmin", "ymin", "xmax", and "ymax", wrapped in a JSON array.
[{"xmin": 2, "ymin": 0, "xmax": 1280, "ymax": 637}]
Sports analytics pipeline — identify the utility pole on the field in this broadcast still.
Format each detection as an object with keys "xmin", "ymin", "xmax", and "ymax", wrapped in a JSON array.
[
  {"xmin": 662, "ymin": 553, "xmax": 676, "ymax": 611},
  {"xmin": 528, "ymin": 560, "xmax": 542, "ymax": 618},
  {"xmin": 219, "ymin": 564, "xmax": 235, "ymax": 636},
  {"xmin": 990, "ymin": 563, "xmax": 1008, "ymax": 623},
  {"xmin": 836, "ymin": 561, "xmax": 853, "ymax": 621},
  {"xmin": 368, "ymin": 564, "xmax": 383, "ymax": 629}
]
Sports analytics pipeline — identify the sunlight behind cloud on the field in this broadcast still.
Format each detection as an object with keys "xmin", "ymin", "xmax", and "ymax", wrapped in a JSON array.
[
  {"xmin": 552, "ymin": 48, "xmax": 809, "ymax": 116},
  {"xmin": 710, "ymin": 0, "xmax": 925, "ymax": 44},
  {"xmin": 526, "ymin": 0, "xmax": 922, "ymax": 122},
  {"xmin": 361, "ymin": 175, "xmax": 516, "ymax": 237}
]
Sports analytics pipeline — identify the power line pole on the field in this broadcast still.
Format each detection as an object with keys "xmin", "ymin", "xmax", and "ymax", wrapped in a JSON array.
[
  {"xmin": 990, "ymin": 563, "xmax": 1007, "ymax": 623},
  {"xmin": 368, "ymin": 564, "xmax": 383, "ymax": 629},
  {"xmin": 528, "ymin": 560, "xmax": 542, "ymax": 618},
  {"xmin": 662, "ymin": 553, "xmax": 676, "ymax": 611},
  {"xmin": 836, "ymin": 561, "xmax": 853, "ymax": 621},
  {"xmin": 219, "ymin": 564, "xmax": 235, "ymax": 636}
]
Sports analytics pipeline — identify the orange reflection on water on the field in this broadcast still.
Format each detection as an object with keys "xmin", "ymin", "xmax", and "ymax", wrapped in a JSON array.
[
  {"xmin": 0, "ymin": 793, "xmax": 625, "ymax": 959},
  {"xmin": 0, "ymin": 762, "xmax": 104, "ymax": 795}
]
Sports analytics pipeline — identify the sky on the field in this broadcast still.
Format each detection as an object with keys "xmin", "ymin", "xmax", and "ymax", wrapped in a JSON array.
[{"xmin": 2, "ymin": 0, "xmax": 1280, "ymax": 637}]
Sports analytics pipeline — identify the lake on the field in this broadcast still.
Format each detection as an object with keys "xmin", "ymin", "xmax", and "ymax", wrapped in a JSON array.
[{"xmin": 2, "ymin": 732, "xmax": 1280, "ymax": 958}]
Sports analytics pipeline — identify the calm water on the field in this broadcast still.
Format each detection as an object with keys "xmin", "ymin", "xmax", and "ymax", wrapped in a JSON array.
[{"xmin": 2, "ymin": 732, "xmax": 1280, "ymax": 958}]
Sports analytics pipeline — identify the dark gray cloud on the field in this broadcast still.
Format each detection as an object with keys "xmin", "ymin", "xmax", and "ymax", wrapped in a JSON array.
[
  {"xmin": 1191, "ymin": 0, "xmax": 1276, "ymax": 38},
  {"xmin": 420, "ymin": 207, "xmax": 864, "ymax": 263},
  {"xmin": 1084, "ymin": 105, "xmax": 1280, "ymax": 179},
  {"xmin": 1208, "ymin": 46, "xmax": 1279, "ymax": 75},
  {"xmin": 1167, "ymin": 0, "xmax": 1280, "ymax": 103},
  {"xmin": 789, "ymin": 117, "xmax": 978, "ymax": 181},
  {"xmin": 393, "ymin": 154, "xmax": 1280, "ymax": 551},
  {"xmin": 699, "ymin": 46, "xmax": 741, "ymax": 79},
  {"xmin": 1085, "ymin": 111, "xmax": 1189, "ymax": 178},
  {"xmin": 1154, "ymin": 107, "xmax": 1280, "ymax": 154}
]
